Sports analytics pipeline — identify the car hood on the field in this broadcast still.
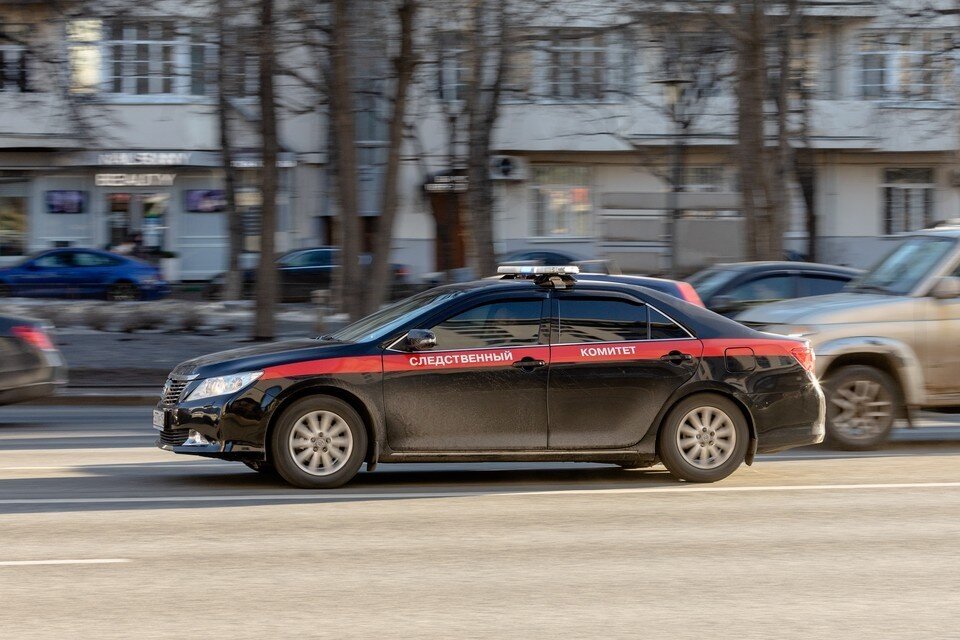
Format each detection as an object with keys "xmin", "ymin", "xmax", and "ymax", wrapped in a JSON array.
[
  {"xmin": 735, "ymin": 292, "xmax": 912, "ymax": 325},
  {"xmin": 170, "ymin": 339, "xmax": 357, "ymax": 378}
]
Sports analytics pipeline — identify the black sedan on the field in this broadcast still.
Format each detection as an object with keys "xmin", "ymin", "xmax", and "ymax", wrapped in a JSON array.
[
  {"xmin": 687, "ymin": 261, "xmax": 861, "ymax": 316},
  {"xmin": 155, "ymin": 266, "xmax": 824, "ymax": 488},
  {"xmin": 204, "ymin": 248, "xmax": 411, "ymax": 302},
  {"xmin": 0, "ymin": 315, "xmax": 67, "ymax": 405}
]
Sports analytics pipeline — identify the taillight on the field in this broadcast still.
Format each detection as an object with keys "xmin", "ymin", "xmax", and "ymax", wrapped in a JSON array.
[
  {"xmin": 790, "ymin": 343, "xmax": 815, "ymax": 373},
  {"xmin": 677, "ymin": 282, "xmax": 705, "ymax": 307},
  {"xmin": 12, "ymin": 325, "xmax": 55, "ymax": 351}
]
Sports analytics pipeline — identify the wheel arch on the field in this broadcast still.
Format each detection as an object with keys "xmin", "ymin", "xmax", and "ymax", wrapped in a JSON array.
[
  {"xmin": 263, "ymin": 383, "xmax": 379, "ymax": 466},
  {"xmin": 642, "ymin": 383, "xmax": 758, "ymax": 462},
  {"xmin": 821, "ymin": 352, "xmax": 909, "ymax": 416},
  {"xmin": 817, "ymin": 337, "xmax": 922, "ymax": 407}
]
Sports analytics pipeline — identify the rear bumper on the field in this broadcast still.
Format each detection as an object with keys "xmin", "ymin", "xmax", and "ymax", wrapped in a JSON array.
[{"xmin": 755, "ymin": 379, "xmax": 826, "ymax": 453}]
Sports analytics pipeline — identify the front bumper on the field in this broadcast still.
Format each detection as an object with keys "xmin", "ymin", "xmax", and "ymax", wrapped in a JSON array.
[{"xmin": 154, "ymin": 387, "xmax": 269, "ymax": 459}]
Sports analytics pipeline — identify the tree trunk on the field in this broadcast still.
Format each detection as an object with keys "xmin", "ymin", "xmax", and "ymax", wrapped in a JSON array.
[
  {"xmin": 364, "ymin": 0, "xmax": 417, "ymax": 315},
  {"xmin": 254, "ymin": 0, "xmax": 278, "ymax": 340},
  {"xmin": 330, "ymin": 0, "xmax": 362, "ymax": 320},
  {"xmin": 217, "ymin": 0, "xmax": 243, "ymax": 301},
  {"xmin": 463, "ymin": 0, "xmax": 508, "ymax": 278}
]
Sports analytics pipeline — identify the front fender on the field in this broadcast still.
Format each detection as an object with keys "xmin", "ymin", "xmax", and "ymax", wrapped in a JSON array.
[{"xmin": 814, "ymin": 336, "xmax": 924, "ymax": 405}]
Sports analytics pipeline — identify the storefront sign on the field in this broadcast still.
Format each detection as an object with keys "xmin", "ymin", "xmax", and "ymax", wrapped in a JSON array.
[
  {"xmin": 424, "ymin": 174, "xmax": 468, "ymax": 193},
  {"xmin": 98, "ymin": 152, "xmax": 192, "ymax": 166},
  {"xmin": 95, "ymin": 173, "xmax": 177, "ymax": 187}
]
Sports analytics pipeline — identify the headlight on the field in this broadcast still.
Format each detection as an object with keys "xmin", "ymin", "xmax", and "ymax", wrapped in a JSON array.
[
  {"xmin": 763, "ymin": 324, "xmax": 819, "ymax": 338},
  {"xmin": 186, "ymin": 371, "xmax": 263, "ymax": 401}
]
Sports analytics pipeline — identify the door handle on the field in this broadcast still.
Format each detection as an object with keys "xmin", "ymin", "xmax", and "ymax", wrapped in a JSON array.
[
  {"xmin": 512, "ymin": 357, "xmax": 546, "ymax": 370},
  {"xmin": 660, "ymin": 351, "xmax": 694, "ymax": 364}
]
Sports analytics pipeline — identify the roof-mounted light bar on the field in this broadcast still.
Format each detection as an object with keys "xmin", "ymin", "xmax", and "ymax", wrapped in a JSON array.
[{"xmin": 497, "ymin": 265, "xmax": 580, "ymax": 276}]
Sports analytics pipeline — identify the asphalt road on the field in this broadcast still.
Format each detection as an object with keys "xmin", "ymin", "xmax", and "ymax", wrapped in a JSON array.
[{"xmin": 1, "ymin": 406, "xmax": 959, "ymax": 639}]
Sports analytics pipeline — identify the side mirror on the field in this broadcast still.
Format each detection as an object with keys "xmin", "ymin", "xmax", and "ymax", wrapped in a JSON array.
[
  {"xmin": 404, "ymin": 329, "xmax": 437, "ymax": 351},
  {"xmin": 931, "ymin": 276, "xmax": 960, "ymax": 300}
]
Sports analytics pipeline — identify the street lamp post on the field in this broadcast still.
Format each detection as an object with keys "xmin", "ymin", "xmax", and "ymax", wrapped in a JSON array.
[{"xmin": 656, "ymin": 77, "xmax": 690, "ymax": 278}]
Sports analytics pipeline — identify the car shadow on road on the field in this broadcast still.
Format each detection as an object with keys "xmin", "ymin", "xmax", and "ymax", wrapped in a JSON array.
[{"xmin": 0, "ymin": 461, "xmax": 684, "ymax": 515}]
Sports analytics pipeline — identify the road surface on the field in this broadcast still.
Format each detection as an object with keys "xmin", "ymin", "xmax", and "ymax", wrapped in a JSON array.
[{"xmin": 1, "ymin": 406, "xmax": 958, "ymax": 639}]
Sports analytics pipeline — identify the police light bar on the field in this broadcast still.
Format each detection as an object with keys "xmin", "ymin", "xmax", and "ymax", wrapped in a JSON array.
[{"xmin": 497, "ymin": 265, "xmax": 580, "ymax": 276}]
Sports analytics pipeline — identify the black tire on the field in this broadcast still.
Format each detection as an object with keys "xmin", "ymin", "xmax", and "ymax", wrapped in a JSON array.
[
  {"xmin": 823, "ymin": 365, "xmax": 898, "ymax": 451},
  {"xmin": 0, "ymin": 282, "xmax": 9, "ymax": 297},
  {"xmin": 204, "ymin": 282, "xmax": 223, "ymax": 301},
  {"xmin": 658, "ymin": 393, "xmax": 749, "ymax": 483},
  {"xmin": 270, "ymin": 396, "xmax": 368, "ymax": 489},
  {"xmin": 107, "ymin": 281, "xmax": 141, "ymax": 302}
]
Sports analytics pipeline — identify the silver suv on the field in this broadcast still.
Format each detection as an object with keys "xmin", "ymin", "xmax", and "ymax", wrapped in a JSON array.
[{"xmin": 737, "ymin": 227, "xmax": 960, "ymax": 449}]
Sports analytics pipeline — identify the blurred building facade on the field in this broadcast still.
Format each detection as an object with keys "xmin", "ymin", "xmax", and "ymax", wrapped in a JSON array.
[{"xmin": 1, "ymin": 1, "xmax": 959, "ymax": 279}]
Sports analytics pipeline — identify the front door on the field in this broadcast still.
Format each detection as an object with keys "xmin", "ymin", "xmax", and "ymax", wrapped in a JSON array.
[
  {"xmin": 548, "ymin": 291, "xmax": 702, "ymax": 449},
  {"xmin": 383, "ymin": 294, "xmax": 550, "ymax": 451}
]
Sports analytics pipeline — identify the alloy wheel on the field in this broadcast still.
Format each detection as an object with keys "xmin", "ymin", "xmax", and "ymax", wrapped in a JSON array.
[
  {"xmin": 829, "ymin": 379, "xmax": 893, "ymax": 440},
  {"xmin": 288, "ymin": 410, "xmax": 354, "ymax": 477},
  {"xmin": 675, "ymin": 406, "xmax": 737, "ymax": 470}
]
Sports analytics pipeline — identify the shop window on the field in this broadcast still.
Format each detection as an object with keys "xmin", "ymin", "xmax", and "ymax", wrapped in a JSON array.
[
  {"xmin": 0, "ymin": 197, "xmax": 27, "ymax": 257},
  {"xmin": 530, "ymin": 166, "xmax": 592, "ymax": 237}
]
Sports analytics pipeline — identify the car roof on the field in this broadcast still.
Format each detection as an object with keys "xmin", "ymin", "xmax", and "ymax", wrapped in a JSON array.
[
  {"xmin": 708, "ymin": 261, "xmax": 861, "ymax": 275},
  {"xmin": 436, "ymin": 275, "xmax": 756, "ymax": 339}
]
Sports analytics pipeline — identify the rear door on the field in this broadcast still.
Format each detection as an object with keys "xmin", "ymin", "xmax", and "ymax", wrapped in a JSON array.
[
  {"xmin": 548, "ymin": 291, "xmax": 702, "ymax": 449},
  {"xmin": 383, "ymin": 292, "xmax": 550, "ymax": 451}
]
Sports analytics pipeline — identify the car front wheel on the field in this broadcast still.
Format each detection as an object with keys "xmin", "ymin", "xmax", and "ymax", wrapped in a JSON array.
[
  {"xmin": 658, "ymin": 394, "xmax": 749, "ymax": 483},
  {"xmin": 270, "ymin": 396, "xmax": 367, "ymax": 489},
  {"xmin": 823, "ymin": 365, "xmax": 897, "ymax": 451}
]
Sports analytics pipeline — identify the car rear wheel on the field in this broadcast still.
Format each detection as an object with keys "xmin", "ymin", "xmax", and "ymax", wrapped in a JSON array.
[
  {"xmin": 823, "ymin": 365, "xmax": 897, "ymax": 451},
  {"xmin": 658, "ymin": 394, "xmax": 749, "ymax": 483},
  {"xmin": 270, "ymin": 396, "xmax": 367, "ymax": 489},
  {"xmin": 107, "ymin": 282, "xmax": 141, "ymax": 302}
]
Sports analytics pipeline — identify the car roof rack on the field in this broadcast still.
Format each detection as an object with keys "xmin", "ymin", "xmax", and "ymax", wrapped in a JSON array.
[{"xmin": 496, "ymin": 265, "xmax": 579, "ymax": 289}]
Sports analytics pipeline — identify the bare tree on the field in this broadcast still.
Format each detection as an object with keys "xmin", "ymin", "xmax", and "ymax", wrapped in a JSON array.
[
  {"xmin": 329, "ymin": 0, "xmax": 363, "ymax": 320},
  {"xmin": 254, "ymin": 0, "xmax": 279, "ymax": 340},
  {"xmin": 363, "ymin": 0, "xmax": 418, "ymax": 315},
  {"xmin": 217, "ymin": 0, "xmax": 244, "ymax": 301}
]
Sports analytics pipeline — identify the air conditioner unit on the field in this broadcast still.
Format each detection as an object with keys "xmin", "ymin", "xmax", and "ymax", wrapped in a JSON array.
[{"xmin": 489, "ymin": 155, "xmax": 529, "ymax": 181}]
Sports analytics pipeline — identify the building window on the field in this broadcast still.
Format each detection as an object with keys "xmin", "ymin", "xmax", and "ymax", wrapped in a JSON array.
[
  {"xmin": 0, "ymin": 45, "xmax": 29, "ymax": 92},
  {"xmin": 438, "ymin": 32, "xmax": 467, "ymax": 103},
  {"xmin": 883, "ymin": 168, "xmax": 934, "ymax": 233},
  {"xmin": 547, "ymin": 30, "xmax": 608, "ymax": 101},
  {"xmin": 0, "ymin": 197, "xmax": 27, "ymax": 257},
  {"xmin": 531, "ymin": 166, "xmax": 592, "ymax": 237},
  {"xmin": 859, "ymin": 32, "xmax": 955, "ymax": 101},
  {"xmin": 68, "ymin": 19, "xmax": 217, "ymax": 97}
]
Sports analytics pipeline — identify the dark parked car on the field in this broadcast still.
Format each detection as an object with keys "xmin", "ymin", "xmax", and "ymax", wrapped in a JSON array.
[
  {"xmin": 500, "ymin": 249, "xmax": 583, "ymax": 266},
  {"xmin": 205, "ymin": 248, "xmax": 411, "ymax": 302},
  {"xmin": 0, "ymin": 248, "xmax": 168, "ymax": 301},
  {"xmin": 687, "ymin": 261, "xmax": 861, "ymax": 316},
  {"xmin": 0, "ymin": 315, "xmax": 67, "ymax": 405},
  {"xmin": 581, "ymin": 274, "xmax": 705, "ymax": 307},
  {"xmin": 155, "ymin": 265, "xmax": 823, "ymax": 489}
]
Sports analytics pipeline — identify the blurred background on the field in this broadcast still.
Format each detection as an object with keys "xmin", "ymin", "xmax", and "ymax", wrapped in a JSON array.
[{"xmin": 3, "ymin": 0, "xmax": 959, "ymax": 333}]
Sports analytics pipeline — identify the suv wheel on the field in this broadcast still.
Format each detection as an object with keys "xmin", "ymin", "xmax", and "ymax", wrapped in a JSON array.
[
  {"xmin": 658, "ymin": 394, "xmax": 749, "ymax": 483},
  {"xmin": 824, "ymin": 365, "xmax": 897, "ymax": 450},
  {"xmin": 270, "ymin": 396, "xmax": 367, "ymax": 489}
]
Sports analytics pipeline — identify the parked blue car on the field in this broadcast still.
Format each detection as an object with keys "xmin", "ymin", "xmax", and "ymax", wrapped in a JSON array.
[{"xmin": 0, "ymin": 248, "xmax": 169, "ymax": 301}]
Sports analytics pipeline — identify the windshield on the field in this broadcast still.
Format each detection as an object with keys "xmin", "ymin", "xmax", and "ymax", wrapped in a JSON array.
[
  {"xmin": 328, "ymin": 288, "xmax": 468, "ymax": 344},
  {"xmin": 687, "ymin": 268, "xmax": 738, "ymax": 300},
  {"xmin": 847, "ymin": 236, "xmax": 956, "ymax": 296}
]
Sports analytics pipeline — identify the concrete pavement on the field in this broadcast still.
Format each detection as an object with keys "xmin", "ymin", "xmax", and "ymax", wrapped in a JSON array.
[{"xmin": 1, "ymin": 406, "xmax": 959, "ymax": 639}]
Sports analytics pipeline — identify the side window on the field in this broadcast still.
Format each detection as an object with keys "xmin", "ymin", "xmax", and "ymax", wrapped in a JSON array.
[
  {"xmin": 73, "ymin": 252, "xmax": 115, "ymax": 267},
  {"xmin": 798, "ymin": 275, "xmax": 848, "ymax": 297},
  {"xmin": 559, "ymin": 298, "xmax": 648, "ymax": 343},
  {"xmin": 33, "ymin": 253, "xmax": 71, "ymax": 268},
  {"xmin": 430, "ymin": 299, "xmax": 543, "ymax": 350},
  {"xmin": 649, "ymin": 307, "xmax": 689, "ymax": 340},
  {"xmin": 727, "ymin": 274, "xmax": 795, "ymax": 302},
  {"xmin": 307, "ymin": 251, "xmax": 334, "ymax": 267}
]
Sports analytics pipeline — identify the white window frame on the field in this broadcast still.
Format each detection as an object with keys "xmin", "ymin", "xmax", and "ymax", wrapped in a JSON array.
[
  {"xmin": 544, "ymin": 30, "xmax": 610, "ymax": 103},
  {"xmin": 858, "ymin": 31, "xmax": 956, "ymax": 102},
  {"xmin": 882, "ymin": 168, "xmax": 935, "ymax": 234},
  {"xmin": 438, "ymin": 31, "xmax": 467, "ymax": 104},
  {"xmin": 529, "ymin": 166, "xmax": 594, "ymax": 239}
]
